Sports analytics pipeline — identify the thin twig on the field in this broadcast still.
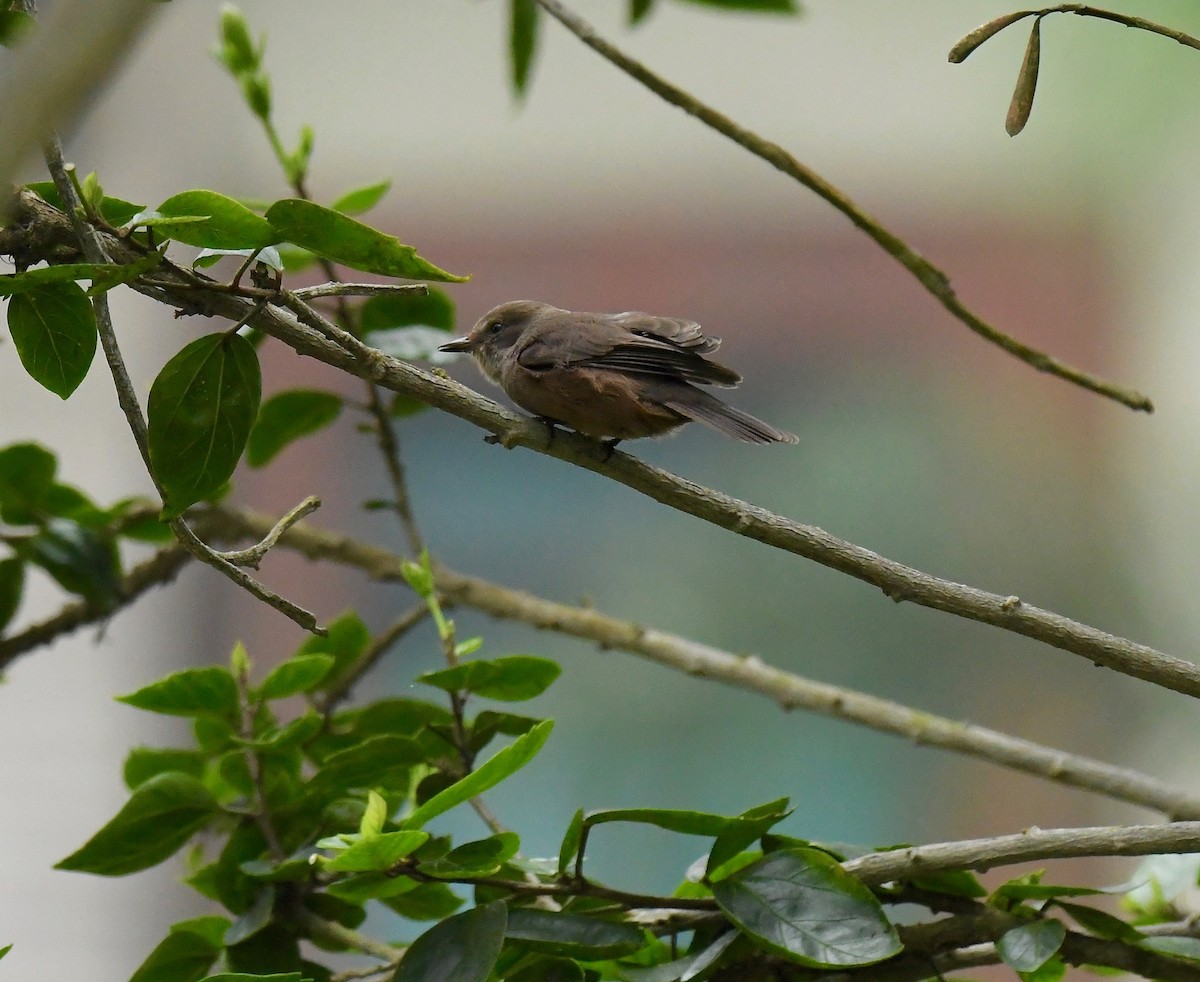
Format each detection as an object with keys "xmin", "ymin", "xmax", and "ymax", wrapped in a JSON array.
[
  {"xmin": 532, "ymin": 0, "xmax": 1152, "ymax": 413},
  {"xmin": 192, "ymin": 506, "xmax": 1200, "ymax": 819},
  {"xmin": 216, "ymin": 495, "xmax": 321, "ymax": 567},
  {"xmin": 292, "ymin": 282, "xmax": 430, "ymax": 300}
]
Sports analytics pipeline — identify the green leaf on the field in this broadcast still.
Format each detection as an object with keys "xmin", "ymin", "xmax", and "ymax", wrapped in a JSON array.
[
  {"xmin": 0, "ymin": 556, "xmax": 23, "ymax": 632},
  {"xmin": 246, "ymin": 389, "xmax": 342, "ymax": 467},
  {"xmin": 6, "ymin": 281, "xmax": 97, "ymax": 397},
  {"xmin": 331, "ymin": 180, "xmax": 392, "ymax": 216},
  {"xmin": 361, "ymin": 290, "xmax": 455, "ymax": 334},
  {"xmin": 557, "ymin": 809, "xmax": 584, "ymax": 876},
  {"xmin": 909, "ymin": 868, "xmax": 988, "ymax": 898},
  {"xmin": 510, "ymin": 0, "xmax": 539, "ymax": 95},
  {"xmin": 0, "ymin": 442, "xmax": 56, "ymax": 523},
  {"xmin": 224, "ymin": 885, "xmax": 274, "ymax": 946},
  {"xmin": 259, "ymin": 654, "xmax": 336, "ymax": 699},
  {"xmin": 361, "ymin": 789, "xmax": 388, "ymax": 837},
  {"xmin": 154, "ymin": 191, "xmax": 278, "ymax": 249},
  {"xmin": 417, "ymin": 656, "xmax": 561, "ymax": 701},
  {"xmin": 1055, "ymin": 901, "xmax": 1141, "ymax": 943},
  {"xmin": 998, "ymin": 920, "xmax": 1065, "ymax": 972},
  {"xmin": 1018, "ymin": 954, "xmax": 1066, "ymax": 982},
  {"xmin": 124, "ymin": 747, "xmax": 207, "ymax": 789},
  {"xmin": 675, "ymin": 0, "xmax": 798, "ymax": 11},
  {"xmin": 992, "ymin": 873, "xmax": 1104, "ymax": 907},
  {"xmin": 712, "ymin": 847, "xmax": 902, "ymax": 967},
  {"xmin": 129, "ymin": 916, "xmax": 229, "ymax": 982},
  {"xmin": 420, "ymin": 832, "xmax": 520, "ymax": 878},
  {"xmin": 198, "ymin": 974, "xmax": 304, "ymax": 982},
  {"xmin": 0, "ymin": 944, "xmax": 9, "ymax": 962},
  {"xmin": 17, "ymin": 518, "xmax": 122, "ymax": 611},
  {"xmin": 383, "ymin": 880, "xmax": 464, "ymax": 921},
  {"xmin": 117, "ymin": 666, "xmax": 239, "ymax": 718},
  {"xmin": 323, "ymin": 830, "xmax": 429, "ymax": 872},
  {"xmin": 0, "ymin": 256, "xmax": 158, "ymax": 296},
  {"xmin": 147, "ymin": 332, "xmax": 262, "ymax": 518},
  {"xmin": 0, "ymin": 10, "xmax": 34, "ymax": 46},
  {"xmin": 505, "ymin": 958, "xmax": 585, "ymax": 982},
  {"xmin": 306, "ymin": 735, "xmax": 428, "ymax": 800},
  {"xmin": 55, "ymin": 772, "xmax": 219, "ymax": 876},
  {"xmin": 394, "ymin": 901, "xmax": 507, "ymax": 982},
  {"xmin": 264, "ymin": 199, "xmax": 468, "ymax": 282},
  {"xmin": 403, "ymin": 720, "xmax": 553, "ymax": 829},
  {"xmin": 584, "ymin": 807, "xmax": 747, "ymax": 837},
  {"xmin": 505, "ymin": 909, "xmax": 644, "ymax": 959},
  {"xmin": 708, "ymin": 798, "xmax": 792, "ymax": 875}
]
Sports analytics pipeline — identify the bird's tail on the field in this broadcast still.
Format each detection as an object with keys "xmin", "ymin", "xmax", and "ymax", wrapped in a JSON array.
[{"xmin": 664, "ymin": 391, "xmax": 798, "ymax": 444}]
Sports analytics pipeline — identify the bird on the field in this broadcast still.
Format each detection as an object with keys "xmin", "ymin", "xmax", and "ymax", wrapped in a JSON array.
[{"xmin": 438, "ymin": 300, "xmax": 797, "ymax": 446}]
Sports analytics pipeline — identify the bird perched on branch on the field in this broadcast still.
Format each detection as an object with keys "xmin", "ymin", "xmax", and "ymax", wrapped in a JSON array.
[{"xmin": 439, "ymin": 300, "xmax": 797, "ymax": 446}]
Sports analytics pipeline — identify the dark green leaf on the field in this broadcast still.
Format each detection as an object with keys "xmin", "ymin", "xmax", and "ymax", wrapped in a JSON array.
[
  {"xmin": 629, "ymin": 0, "xmax": 656, "ymax": 24},
  {"xmin": 224, "ymin": 886, "xmax": 275, "ymax": 946},
  {"xmin": 118, "ymin": 666, "xmax": 239, "ymax": 718},
  {"xmin": 1018, "ymin": 954, "xmax": 1065, "ymax": 982},
  {"xmin": 129, "ymin": 916, "xmax": 229, "ymax": 982},
  {"xmin": 403, "ymin": 720, "xmax": 553, "ymax": 829},
  {"xmin": 361, "ymin": 289, "xmax": 455, "ymax": 332},
  {"xmin": 510, "ymin": 0, "xmax": 539, "ymax": 95},
  {"xmin": 198, "ymin": 974, "xmax": 304, "ymax": 982},
  {"xmin": 383, "ymin": 880, "xmax": 465, "ymax": 920},
  {"xmin": 506, "ymin": 958, "xmax": 585, "ymax": 982},
  {"xmin": 42, "ymin": 482, "xmax": 104, "ymax": 524},
  {"xmin": 154, "ymin": 191, "xmax": 278, "ymax": 249},
  {"xmin": 0, "ymin": 442, "xmax": 56, "ymax": 523},
  {"xmin": 584, "ymin": 807, "xmax": 745, "ymax": 838},
  {"xmin": 323, "ymin": 830, "xmax": 429, "ymax": 872},
  {"xmin": 0, "ymin": 944, "xmax": 9, "ymax": 961},
  {"xmin": 331, "ymin": 180, "xmax": 392, "ymax": 216},
  {"xmin": 246, "ymin": 389, "xmax": 342, "ymax": 467},
  {"xmin": 0, "ymin": 10, "xmax": 34, "ymax": 46},
  {"xmin": 124, "ymin": 747, "xmax": 207, "ymax": 789},
  {"xmin": 240, "ymin": 847, "xmax": 319, "ymax": 883},
  {"xmin": 469, "ymin": 710, "xmax": 541, "ymax": 754},
  {"xmin": 708, "ymin": 798, "xmax": 792, "ymax": 874},
  {"xmin": 306, "ymin": 735, "xmax": 427, "ymax": 800},
  {"xmin": 998, "ymin": 920, "xmax": 1065, "ymax": 972},
  {"xmin": 1055, "ymin": 901, "xmax": 1141, "ymax": 943},
  {"xmin": 557, "ymin": 809, "xmax": 584, "ymax": 876},
  {"xmin": 675, "ymin": 0, "xmax": 797, "ymax": 11},
  {"xmin": 992, "ymin": 875, "xmax": 1104, "ymax": 906},
  {"xmin": 418, "ymin": 656, "xmax": 560, "ymax": 701},
  {"xmin": 712, "ymin": 847, "xmax": 901, "ymax": 967},
  {"xmin": 259, "ymin": 654, "xmax": 336, "ymax": 699},
  {"xmin": 147, "ymin": 332, "xmax": 262, "ymax": 518},
  {"xmin": 909, "ymin": 868, "xmax": 988, "ymax": 898},
  {"xmin": 0, "ymin": 556, "xmax": 24, "ymax": 632},
  {"xmin": 17, "ymin": 518, "xmax": 122, "ymax": 611},
  {"xmin": 264, "ymin": 199, "xmax": 468, "ymax": 282},
  {"xmin": 327, "ymin": 871, "xmax": 417, "ymax": 903},
  {"xmin": 394, "ymin": 901, "xmax": 507, "ymax": 982},
  {"xmin": 55, "ymin": 772, "xmax": 219, "ymax": 876},
  {"xmin": 6, "ymin": 281, "xmax": 97, "ymax": 397},
  {"xmin": 420, "ymin": 832, "xmax": 520, "ymax": 878},
  {"xmin": 622, "ymin": 930, "xmax": 738, "ymax": 982},
  {"xmin": 505, "ymin": 909, "xmax": 643, "ymax": 958},
  {"xmin": 0, "ymin": 255, "xmax": 158, "ymax": 296},
  {"xmin": 252, "ymin": 710, "xmax": 323, "ymax": 750}
]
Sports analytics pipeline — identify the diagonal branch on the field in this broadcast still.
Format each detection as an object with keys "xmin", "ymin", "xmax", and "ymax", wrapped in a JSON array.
[
  {"xmin": 2, "ymin": 192, "xmax": 1190, "ymax": 693},
  {"xmin": 193, "ymin": 505, "xmax": 1200, "ymax": 820},
  {"xmin": 531, "ymin": 0, "xmax": 1152, "ymax": 414}
]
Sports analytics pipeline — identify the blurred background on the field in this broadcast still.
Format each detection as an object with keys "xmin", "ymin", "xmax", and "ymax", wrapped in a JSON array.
[{"xmin": 4, "ymin": 1, "xmax": 1200, "ymax": 977}]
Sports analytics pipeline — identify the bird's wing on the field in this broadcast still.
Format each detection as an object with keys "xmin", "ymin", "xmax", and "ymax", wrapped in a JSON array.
[{"xmin": 609, "ymin": 311, "xmax": 721, "ymax": 354}]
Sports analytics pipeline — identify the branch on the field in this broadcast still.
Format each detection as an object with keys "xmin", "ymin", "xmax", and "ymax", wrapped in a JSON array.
[
  {"xmin": 292, "ymin": 282, "xmax": 429, "ymax": 301},
  {"xmin": 3, "ymin": 193, "xmax": 1191, "ymax": 694},
  {"xmin": 844, "ymin": 820, "xmax": 1200, "ymax": 886},
  {"xmin": 0, "ymin": 543, "xmax": 190, "ymax": 671},
  {"xmin": 193, "ymin": 506, "xmax": 1200, "ymax": 820},
  {"xmin": 531, "ymin": 0, "xmax": 1152, "ymax": 414}
]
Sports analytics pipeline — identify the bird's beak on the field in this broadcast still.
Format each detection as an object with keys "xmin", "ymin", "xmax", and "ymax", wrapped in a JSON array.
[{"xmin": 438, "ymin": 336, "xmax": 474, "ymax": 353}]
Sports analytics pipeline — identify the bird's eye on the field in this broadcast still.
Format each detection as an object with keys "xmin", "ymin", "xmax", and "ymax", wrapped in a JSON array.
[{"xmin": 488, "ymin": 321, "xmax": 504, "ymax": 335}]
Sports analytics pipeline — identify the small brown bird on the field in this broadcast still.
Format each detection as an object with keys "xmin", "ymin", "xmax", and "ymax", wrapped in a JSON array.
[{"xmin": 439, "ymin": 300, "xmax": 797, "ymax": 446}]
